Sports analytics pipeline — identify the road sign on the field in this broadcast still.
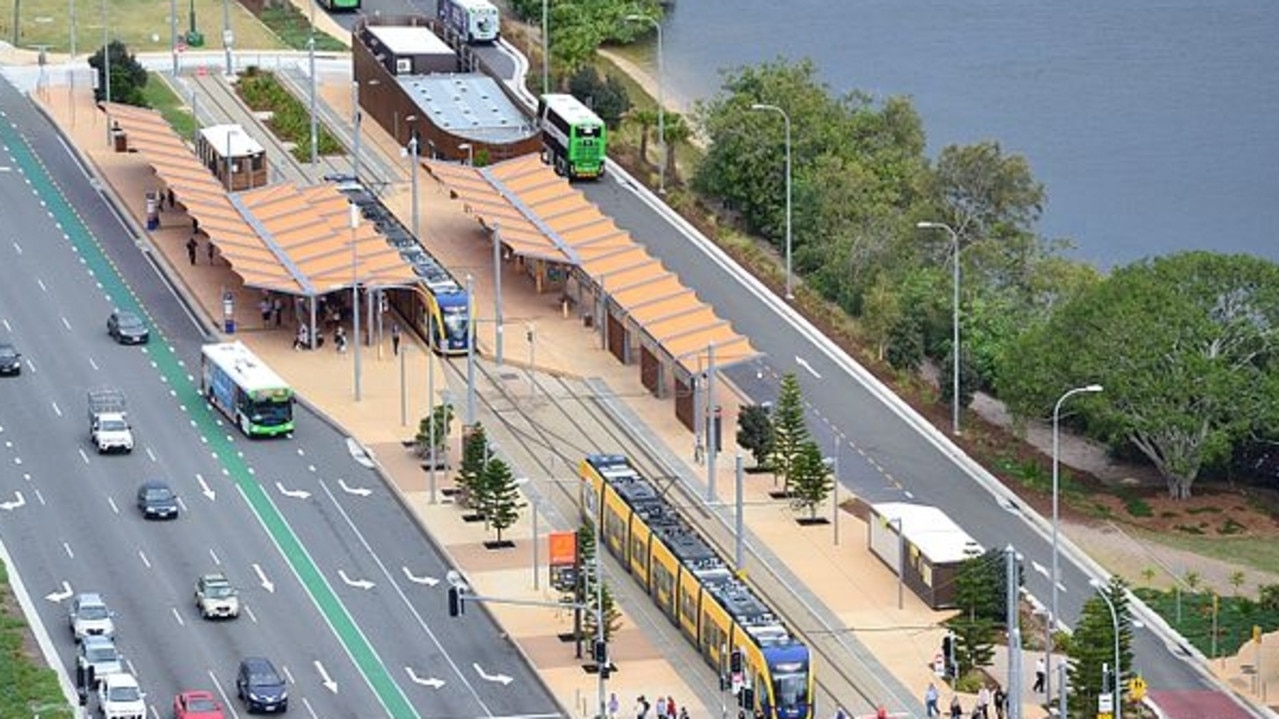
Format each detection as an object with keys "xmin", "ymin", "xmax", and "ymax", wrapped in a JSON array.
[
  {"xmin": 176, "ymin": 40, "xmax": 187, "ymax": 53},
  {"xmin": 1098, "ymin": 692, "xmax": 1114, "ymax": 712},
  {"xmin": 1128, "ymin": 675, "xmax": 1147, "ymax": 701}
]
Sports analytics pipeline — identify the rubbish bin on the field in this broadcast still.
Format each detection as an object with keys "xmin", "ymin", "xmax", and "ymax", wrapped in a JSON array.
[
  {"xmin": 112, "ymin": 129, "xmax": 127, "ymax": 152},
  {"xmin": 224, "ymin": 318, "xmax": 236, "ymax": 334}
]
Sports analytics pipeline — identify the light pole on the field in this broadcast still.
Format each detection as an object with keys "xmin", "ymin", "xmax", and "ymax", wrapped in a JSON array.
[
  {"xmin": 625, "ymin": 15, "xmax": 664, "ymax": 195},
  {"xmin": 407, "ymin": 117, "xmax": 420, "ymax": 239},
  {"xmin": 308, "ymin": 33, "xmax": 317, "ymax": 166},
  {"xmin": 350, "ymin": 203, "xmax": 363, "ymax": 401},
  {"xmin": 224, "ymin": 127, "xmax": 238, "ymax": 191},
  {"xmin": 750, "ymin": 103, "xmax": 792, "ymax": 299},
  {"xmin": 457, "ymin": 142, "xmax": 474, "ymax": 166},
  {"xmin": 1048, "ymin": 383, "xmax": 1104, "ymax": 711},
  {"xmin": 169, "ymin": 0, "xmax": 178, "ymax": 75},
  {"xmin": 916, "ymin": 220, "xmax": 961, "ymax": 434},
  {"xmin": 220, "ymin": 0, "xmax": 231, "ymax": 75},
  {"xmin": 540, "ymin": 0, "xmax": 548, "ymax": 95},
  {"xmin": 351, "ymin": 80, "xmax": 361, "ymax": 181},
  {"xmin": 68, "ymin": 0, "xmax": 76, "ymax": 58},
  {"xmin": 1090, "ymin": 579, "xmax": 1123, "ymax": 719},
  {"xmin": 465, "ymin": 273, "xmax": 476, "ymax": 425},
  {"xmin": 491, "ymin": 222, "xmax": 504, "ymax": 365}
]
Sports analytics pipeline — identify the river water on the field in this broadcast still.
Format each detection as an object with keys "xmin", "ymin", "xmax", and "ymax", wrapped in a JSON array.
[{"xmin": 650, "ymin": 0, "xmax": 1279, "ymax": 269}]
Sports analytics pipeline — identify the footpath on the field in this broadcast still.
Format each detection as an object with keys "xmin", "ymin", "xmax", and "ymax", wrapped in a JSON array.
[{"xmin": 19, "ymin": 64, "xmax": 1275, "ymax": 719}]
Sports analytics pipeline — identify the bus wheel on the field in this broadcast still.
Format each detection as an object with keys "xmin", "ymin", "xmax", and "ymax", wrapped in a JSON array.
[{"xmin": 554, "ymin": 156, "xmax": 567, "ymax": 177}]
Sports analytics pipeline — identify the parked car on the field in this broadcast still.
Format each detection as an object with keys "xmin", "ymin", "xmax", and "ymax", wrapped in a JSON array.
[
  {"xmin": 76, "ymin": 635, "xmax": 124, "ymax": 685},
  {"xmin": 107, "ymin": 310, "xmax": 150, "ymax": 345},
  {"xmin": 136, "ymin": 480, "xmax": 179, "ymax": 519},
  {"xmin": 0, "ymin": 342, "xmax": 21, "ymax": 376},
  {"xmin": 97, "ymin": 672, "xmax": 146, "ymax": 719},
  {"xmin": 235, "ymin": 657, "xmax": 288, "ymax": 713},
  {"xmin": 174, "ymin": 689, "xmax": 226, "ymax": 719},
  {"xmin": 68, "ymin": 592, "xmax": 115, "ymax": 642},
  {"xmin": 194, "ymin": 573, "xmax": 240, "ymax": 619}
]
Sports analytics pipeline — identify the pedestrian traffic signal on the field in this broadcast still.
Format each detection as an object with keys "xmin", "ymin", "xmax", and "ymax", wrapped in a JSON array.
[
  {"xmin": 730, "ymin": 649, "xmax": 743, "ymax": 674},
  {"xmin": 593, "ymin": 640, "xmax": 608, "ymax": 664},
  {"xmin": 447, "ymin": 586, "xmax": 464, "ymax": 617}
]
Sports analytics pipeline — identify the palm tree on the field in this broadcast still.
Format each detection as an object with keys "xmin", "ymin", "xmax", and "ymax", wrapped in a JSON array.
[
  {"xmin": 661, "ymin": 111, "xmax": 691, "ymax": 185},
  {"xmin": 629, "ymin": 107, "xmax": 657, "ymax": 165}
]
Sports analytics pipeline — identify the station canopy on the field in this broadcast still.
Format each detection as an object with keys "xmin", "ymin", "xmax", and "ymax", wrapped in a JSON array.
[
  {"xmin": 102, "ymin": 103, "xmax": 416, "ymax": 297},
  {"xmin": 424, "ymin": 154, "xmax": 757, "ymax": 375}
]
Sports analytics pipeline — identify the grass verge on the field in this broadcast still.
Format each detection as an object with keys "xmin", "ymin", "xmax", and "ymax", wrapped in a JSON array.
[
  {"xmin": 1130, "ymin": 528, "xmax": 1279, "ymax": 578},
  {"xmin": 258, "ymin": 5, "xmax": 346, "ymax": 52},
  {"xmin": 1133, "ymin": 586, "xmax": 1279, "ymax": 659},
  {"xmin": 139, "ymin": 72, "xmax": 196, "ymax": 138},
  {"xmin": 0, "ymin": 564, "xmax": 70, "ymax": 717},
  {"xmin": 2, "ymin": 0, "xmax": 284, "ymax": 56}
]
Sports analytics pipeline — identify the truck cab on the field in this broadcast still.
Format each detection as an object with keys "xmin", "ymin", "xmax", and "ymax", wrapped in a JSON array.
[{"xmin": 88, "ymin": 388, "xmax": 134, "ymax": 454}]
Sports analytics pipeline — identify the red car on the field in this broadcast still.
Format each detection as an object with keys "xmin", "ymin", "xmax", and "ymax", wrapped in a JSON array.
[{"xmin": 174, "ymin": 690, "xmax": 225, "ymax": 719}]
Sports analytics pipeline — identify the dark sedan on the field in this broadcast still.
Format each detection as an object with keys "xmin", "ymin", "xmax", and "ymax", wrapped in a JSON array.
[
  {"xmin": 107, "ymin": 310, "xmax": 150, "ymax": 345},
  {"xmin": 0, "ymin": 342, "xmax": 20, "ymax": 376},
  {"xmin": 136, "ymin": 481, "xmax": 179, "ymax": 520},
  {"xmin": 235, "ymin": 657, "xmax": 288, "ymax": 713}
]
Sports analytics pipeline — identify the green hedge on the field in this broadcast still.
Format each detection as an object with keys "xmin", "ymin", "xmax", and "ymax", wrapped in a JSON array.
[{"xmin": 237, "ymin": 68, "xmax": 345, "ymax": 162}]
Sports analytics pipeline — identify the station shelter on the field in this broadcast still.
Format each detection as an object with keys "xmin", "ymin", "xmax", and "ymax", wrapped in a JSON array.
[
  {"xmin": 196, "ymin": 124, "xmax": 269, "ymax": 191},
  {"xmin": 425, "ymin": 154, "xmax": 759, "ymax": 432}
]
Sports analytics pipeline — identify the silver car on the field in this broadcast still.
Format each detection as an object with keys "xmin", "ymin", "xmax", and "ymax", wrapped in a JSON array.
[
  {"xmin": 69, "ymin": 592, "xmax": 116, "ymax": 642},
  {"xmin": 77, "ymin": 635, "xmax": 124, "ymax": 684}
]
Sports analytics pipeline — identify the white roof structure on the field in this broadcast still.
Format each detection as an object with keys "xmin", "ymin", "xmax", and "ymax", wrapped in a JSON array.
[
  {"xmin": 871, "ymin": 502, "xmax": 984, "ymax": 564},
  {"xmin": 540, "ymin": 93, "xmax": 604, "ymax": 127},
  {"xmin": 202, "ymin": 342, "xmax": 289, "ymax": 393},
  {"xmin": 199, "ymin": 125, "xmax": 264, "ymax": 158},
  {"xmin": 399, "ymin": 74, "xmax": 537, "ymax": 143},
  {"xmin": 366, "ymin": 25, "xmax": 455, "ymax": 56}
]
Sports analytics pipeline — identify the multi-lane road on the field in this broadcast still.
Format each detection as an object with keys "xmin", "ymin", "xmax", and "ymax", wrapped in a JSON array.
[{"xmin": 0, "ymin": 79, "xmax": 561, "ymax": 719}]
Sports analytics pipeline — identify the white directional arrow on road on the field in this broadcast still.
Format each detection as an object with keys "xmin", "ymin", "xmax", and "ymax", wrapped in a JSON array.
[
  {"xmin": 345, "ymin": 438, "xmax": 376, "ymax": 469},
  {"xmin": 402, "ymin": 567, "xmax": 440, "ymax": 586},
  {"xmin": 276, "ymin": 481, "xmax": 311, "ymax": 500},
  {"xmin": 337, "ymin": 479, "xmax": 372, "ymax": 497},
  {"xmin": 405, "ymin": 668, "xmax": 445, "ymax": 689},
  {"xmin": 1032, "ymin": 561, "xmax": 1049, "ymax": 579},
  {"xmin": 472, "ymin": 662, "xmax": 513, "ymax": 686},
  {"xmin": 338, "ymin": 569, "xmax": 375, "ymax": 590},
  {"xmin": 195, "ymin": 474, "xmax": 216, "ymax": 501},
  {"xmin": 253, "ymin": 563, "xmax": 275, "ymax": 593},
  {"xmin": 44, "ymin": 581, "xmax": 73, "ymax": 603},
  {"xmin": 314, "ymin": 660, "xmax": 338, "ymax": 693},
  {"xmin": 0, "ymin": 490, "xmax": 26, "ymax": 511},
  {"xmin": 795, "ymin": 355, "xmax": 822, "ymax": 379}
]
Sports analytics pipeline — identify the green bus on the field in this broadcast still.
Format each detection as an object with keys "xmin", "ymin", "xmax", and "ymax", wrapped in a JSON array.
[
  {"xmin": 200, "ymin": 341, "xmax": 295, "ymax": 437},
  {"xmin": 537, "ymin": 93, "xmax": 607, "ymax": 180},
  {"xmin": 318, "ymin": 0, "xmax": 360, "ymax": 11}
]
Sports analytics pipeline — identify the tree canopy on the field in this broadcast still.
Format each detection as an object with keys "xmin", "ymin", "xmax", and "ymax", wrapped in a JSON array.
[
  {"xmin": 88, "ymin": 41, "xmax": 148, "ymax": 106},
  {"xmin": 996, "ymin": 252, "xmax": 1279, "ymax": 498},
  {"xmin": 508, "ymin": 0, "xmax": 663, "ymax": 76}
]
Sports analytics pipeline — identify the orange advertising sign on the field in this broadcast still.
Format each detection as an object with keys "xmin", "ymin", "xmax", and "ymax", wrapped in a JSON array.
[{"xmin": 548, "ymin": 531, "xmax": 577, "ymax": 567}]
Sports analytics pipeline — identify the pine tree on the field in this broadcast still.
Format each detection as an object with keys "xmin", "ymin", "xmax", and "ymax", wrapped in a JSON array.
[
  {"xmin": 789, "ymin": 439, "xmax": 832, "ymax": 520},
  {"xmin": 457, "ymin": 423, "xmax": 489, "ymax": 510},
  {"xmin": 483, "ymin": 457, "xmax": 523, "ymax": 543},
  {"xmin": 583, "ymin": 580, "xmax": 623, "ymax": 644},
  {"xmin": 771, "ymin": 372, "xmax": 809, "ymax": 492},
  {"xmin": 948, "ymin": 615, "xmax": 996, "ymax": 677},
  {"xmin": 953, "ymin": 549, "xmax": 1019, "ymax": 626},
  {"xmin": 736, "ymin": 404, "xmax": 775, "ymax": 470},
  {"xmin": 1066, "ymin": 577, "xmax": 1134, "ymax": 719},
  {"xmin": 415, "ymin": 402, "xmax": 454, "ymax": 464}
]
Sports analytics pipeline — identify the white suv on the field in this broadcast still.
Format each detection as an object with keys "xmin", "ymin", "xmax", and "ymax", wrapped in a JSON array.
[
  {"xmin": 69, "ymin": 593, "xmax": 116, "ymax": 642},
  {"xmin": 96, "ymin": 672, "xmax": 146, "ymax": 719},
  {"xmin": 77, "ymin": 635, "xmax": 124, "ymax": 685}
]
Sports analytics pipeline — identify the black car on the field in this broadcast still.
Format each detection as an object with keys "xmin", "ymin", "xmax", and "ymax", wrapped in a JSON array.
[
  {"xmin": 0, "ymin": 343, "xmax": 20, "ymax": 376},
  {"xmin": 136, "ymin": 481, "xmax": 179, "ymax": 520},
  {"xmin": 236, "ymin": 657, "xmax": 288, "ymax": 713},
  {"xmin": 107, "ymin": 310, "xmax": 150, "ymax": 345}
]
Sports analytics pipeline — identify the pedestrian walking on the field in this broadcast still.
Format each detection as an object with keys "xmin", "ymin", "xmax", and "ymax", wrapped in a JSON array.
[
  {"xmin": 294, "ymin": 324, "xmax": 309, "ymax": 351},
  {"xmin": 186, "ymin": 236, "xmax": 198, "ymax": 265},
  {"xmin": 634, "ymin": 695, "xmax": 650, "ymax": 719},
  {"xmin": 259, "ymin": 297, "xmax": 272, "ymax": 328},
  {"xmin": 976, "ymin": 684, "xmax": 991, "ymax": 719},
  {"xmin": 207, "ymin": 241, "xmax": 215, "ymax": 265},
  {"xmin": 875, "ymin": 706, "xmax": 888, "ymax": 719},
  {"xmin": 335, "ymin": 326, "xmax": 347, "ymax": 354},
  {"xmin": 1033, "ymin": 657, "xmax": 1046, "ymax": 693},
  {"xmin": 167, "ymin": 187, "xmax": 176, "ymax": 210},
  {"xmin": 677, "ymin": 709, "xmax": 688, "ymax": 719},
  {"xmin": 664, "ymin": 696, "xmax": 675, "ymax": 719},
  {"xmin": 192, "ymin": 216, "xmax": 200, "ymax": 234},
  {"xmin": 992, "ymin": 686, "xmax": 1007, "ymax": 719},
  {"xmin": 655, "ymin": 696, "xmax": 667, "ymax": 719},
  {"xmin": 391, "ymin": 321, "xmax": 401, "ymax": 355},
  {"xmin": 925, "ymin": 681, "xmax": 940, "ymax": 717},
  {"xmin": 949, "ymin": 694, "xmax": 962, "ymax": 719},
  {"xmin": 607, "ymin": 692, "xmax": 619, "ymax": 719},
  {"xmin": 835, "ymin": 708, "xmax": 847, "ymax": 719},
  {"xmin": 272, "ymin": 296, "xmax": 283, "ymax": 327}
]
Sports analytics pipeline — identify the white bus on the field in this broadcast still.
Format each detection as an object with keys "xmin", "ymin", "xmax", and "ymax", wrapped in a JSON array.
[
  {"xmin": 438, "ymin": 0, "xmax": 500, "ymax": 44},
  {"xmin": 200, "ymin": 342, "xmax": 295, "ymax": 437}
]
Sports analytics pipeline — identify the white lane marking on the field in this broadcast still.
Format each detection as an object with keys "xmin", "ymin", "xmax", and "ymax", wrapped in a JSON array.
[
  {"xmin": 208, "ymin": 548, "xmax": 221, "ymax": 565},
  {"xmin": 401, "ymin": 567, "xmax": 439, "ymax": 586},
  {"xmin": 63, "ymin": 542, "xmax": 74, "ymax": 559},
  {"xmin": 171, "ymin": 607, "xmax": 185, "ymax": 626},
  {"xmin": 337, "ymin": 478, "xmax": 372, "ymax": 497},
  {"xmin": 243, "ymin": 605, "xmax": 258, "ymax": 624},
  {"xmin": 1, "ymin": 319, "xmax": 8, "ymax": 331},
  {"xmin": 301, "ymin": 698, "xmax": 318, "ymax": 719},
  {"xmin": 51, "ymin": 401, "xmax": 61, "ymax": 417},
  {"xmin": 44, "ymin": 581, "xmax": 73, "ymax": 602},
  {"xmin": 282, "ymin": 665, "xmax": 296, "ymax": 685},
  {"xmin": 89, "ymin": 356, "xmax": 99, "ymax": 370},
  {"xmin": 405, "ymin": 667, "xmax": 445, "ymax": 688},
  {"xmin": 208, "ymin": 670, "xmax": 241, "ymax": 719},
  {"xmin": 61, "ymin": 316, "xmax": 71, "ymax": 330},
  {"xmin": 196, "ymin": 474, "xmax": 216, "ymax": 501},
  {"xmin": 37, "ymin": 277, "xmax": 47, "ymax": 292},
  {"xmin": 337, "ymin": 569, "xmax": 375, "ymax": 590},
  {"xmin": 56, "ymin": 135, "xmax": 91, "ymax": 180},
  {"xmin": 0, "ymin": 491, "xmax": 25, "ymax": 510},
  {"xmin": 78, "ymin": 448, "xmax": 90, "ymax": 464},
  {"xmin": 138, "ymin": 550, "xmax": 151, "ymax": 569},
  {"xmin": 34, "ymin": 489, "xmax": 45, "ymax": 506},
  {"xmin": 795, "ymin": 355, "xmax": 822, "ymax": 379},
  {"xmin": 145, "ymin": 447, "xmax": 157, "ymax": 463},
  {"xmin": 176, "ymin": 496, "xmax": 189, "ymax": 513},
  {"xmin": 252, "ymin": 563, "xmax": 275, "ymax": 593},
  {"xmin": 472, "ymin": 662, "xmax": 514, "ymax": 685},
  {"xmin": 10, "ymin": 241, "xmax": 20, "ymax": 254},
  {"xmin": 107, "ymin": 496, "xmax": 119, "ymax": 514},
  {"xmin": 276, "ymin": 482, "xmax": 311, "ymax": 499},
  {"xmin": 314, "ymin": 660, "xmax": 338, "ymax": 693}
]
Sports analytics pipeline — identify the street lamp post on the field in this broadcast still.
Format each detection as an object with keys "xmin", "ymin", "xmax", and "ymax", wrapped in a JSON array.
[
  {"xmin": 625, "ymin": 15, "xmax": 664, "ymax": 194},
  {"xmin": 350, "ymin": 203, "xmax": 363, "ymax": 401},
  {"xmin": 224, "ymin": 127, "xmax": 238, "ymax": 192},
  {"xmin": 406, "ymin": 117, "xmax": 420, "ymax": 239},
  {"xmin": 1048, "ymin": 383, "xmax": 1104, "ymax": 711},
  {"xmin": 221, "ymin": 0, "xmax": 231, "ymax": 75},
  {"xmin": 750, "ymin": 103, "xmax": 792, "ymax": 299},
  {"xmin": 492, "ymin": 223, "xmax": 504, "ymax": 365},
  {"xmin": 540, "ymin": 0, "xmax": 548, "ymax": 95},
  {"xmin": 308, "ymin": 33, "xmax": 317, "ymax": 166},
  {"xmin": 351, "ymin": 80, "xmax": 361, "ymax": 181},
  {"xmin": 1090, "ymin": 579, "xmax": 1123, "ymax": 719},
  {"xmin": 916, "ymin": 221, "xmax": 961, "ymax": 435}
]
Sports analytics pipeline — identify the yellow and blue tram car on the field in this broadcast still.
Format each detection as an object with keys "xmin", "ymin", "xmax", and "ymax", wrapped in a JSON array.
[{"xmin": 580, "ymin": 454, "xmax": 815, "ymax": 719}]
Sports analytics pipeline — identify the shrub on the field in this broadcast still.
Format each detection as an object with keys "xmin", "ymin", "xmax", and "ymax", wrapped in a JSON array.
[
  {"xmin": 1124, "ymin": 496, "xmax": 1153, "ymax": 518},
  {"xmin": 1217, "ymin": 518, "xmax": 1246, "ymax": 535}
]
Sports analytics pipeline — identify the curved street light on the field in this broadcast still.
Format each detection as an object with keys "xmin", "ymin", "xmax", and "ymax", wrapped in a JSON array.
[
  {"xmin": 1090, "ymin": 578, "xmax": 1123, "ymax": 719},
  {"xmin": 916, "ymin": 221, "xmax": 961, "ymax": 434}
]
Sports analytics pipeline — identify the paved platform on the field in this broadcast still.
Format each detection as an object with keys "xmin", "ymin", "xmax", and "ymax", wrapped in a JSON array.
[{"xmin": 22, "ymin": 73, "xmax": 1214, "ymax": 719}]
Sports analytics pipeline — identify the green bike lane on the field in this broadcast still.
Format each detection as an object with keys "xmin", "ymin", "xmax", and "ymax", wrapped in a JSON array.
[{"xmin": 0, "ymin": 116, "xmax": 421, "ymax": 719}]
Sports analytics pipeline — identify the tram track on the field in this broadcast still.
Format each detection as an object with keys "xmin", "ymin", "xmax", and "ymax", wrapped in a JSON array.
[{"xmin": 436, "ymin": 354, "xmax": 907, "ymax": 716}]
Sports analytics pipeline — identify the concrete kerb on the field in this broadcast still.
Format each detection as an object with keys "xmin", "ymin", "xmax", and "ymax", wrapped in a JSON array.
[{"xmin": 602, "ymin": 159, "xmax": 1272, "ymax": 717}]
